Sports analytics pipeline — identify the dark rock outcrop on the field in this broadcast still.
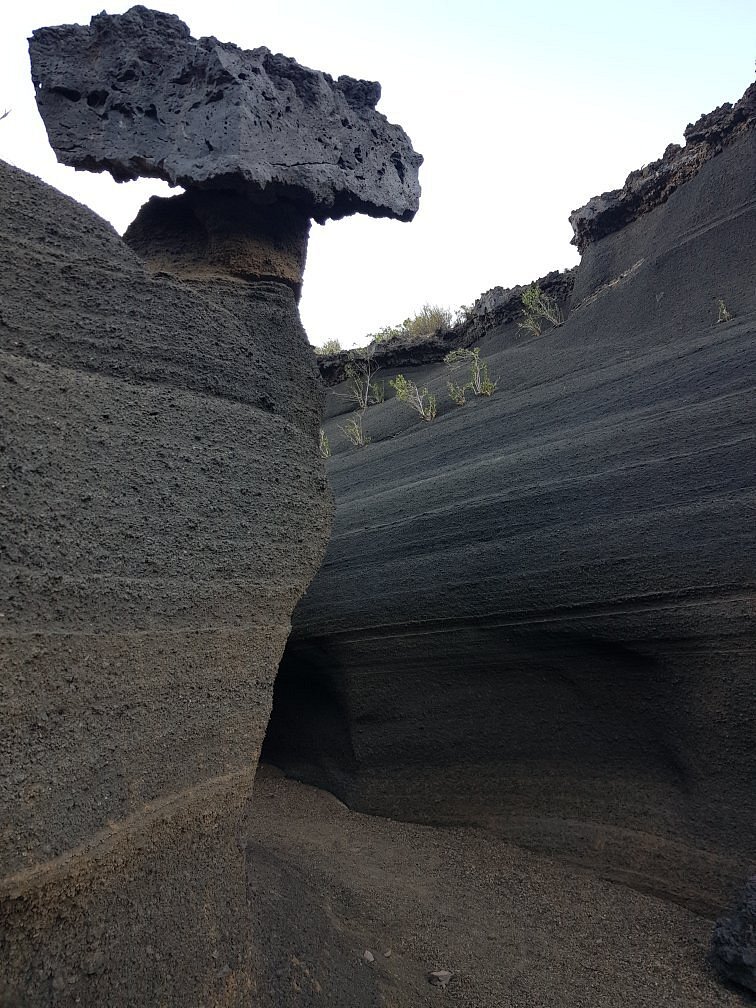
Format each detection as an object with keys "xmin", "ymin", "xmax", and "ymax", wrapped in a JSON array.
[
  {"xmin": 570, "ymin": 82, "xmax": 756, "ymax": 252},
  {"xmin": 29, "ymin": 5, "xmax": 422, "ymax": 223},
  {"xmin": 0, "ymin": 156, "xmax": 331, "ymax": 1006},
  {"xmin": 265, "ymin": 88, "xmax": 756, "ymax": 915},
  {"xmin": 711, "ymin": 877, "xmax": 756, "ymax": 994},
  {"xmin": 4, "ymin": 9, "xmax": 425, "ymax": 1002}
]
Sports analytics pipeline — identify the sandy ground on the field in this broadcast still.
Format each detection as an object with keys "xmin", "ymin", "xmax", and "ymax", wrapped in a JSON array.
[{"xmin": 245, "ymin": 765, "xmax": 751, "ymax": 1007}]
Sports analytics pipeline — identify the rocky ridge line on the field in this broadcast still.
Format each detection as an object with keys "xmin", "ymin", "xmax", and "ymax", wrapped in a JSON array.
[
  {"xmin": 316, "ymin": 269, "xmax": 576, "ymax": 386},
  {"xmin": 569, "ymin": 81, "xmax": 756, "ymax": 252}
]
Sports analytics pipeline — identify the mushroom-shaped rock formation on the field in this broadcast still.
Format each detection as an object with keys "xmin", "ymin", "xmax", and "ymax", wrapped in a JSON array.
[
  {"xmin": 28, "ymin": 5, "xmax": 422, "ymax": 218},
  {"xmin": 1, "ymin": 8, "xmax": 422, "ymax": 1006},
  {"xmin": 29, "ymin": 6, "xmax": 422, "ymax": 293}
]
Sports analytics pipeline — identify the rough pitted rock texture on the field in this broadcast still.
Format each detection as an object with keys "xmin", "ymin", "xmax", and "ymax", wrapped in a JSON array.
[
  {"xmin": 0, "ymin": 159, "xmax": 330, "ymax": 1006},
  {"xmin": 124, "ymin": 190, "xmax": 311, "ymax": 293},
  {"xmin": 469, "ymin": 269, "xmax": 575, "ymax": 330},
  {"xmin": 265, "ymin": 105, "xmax": 756, "ymax": 916},
  {"xmin": 711, "ymin": 877, "xmax": 756, "ymax": 994},
  {"xmin": 29, "ymin": 5, "xmax": 422, "ymax": 223},
  {"xmin": 570, "ymin": 81, "xmax": 756, "ymax": 252}
]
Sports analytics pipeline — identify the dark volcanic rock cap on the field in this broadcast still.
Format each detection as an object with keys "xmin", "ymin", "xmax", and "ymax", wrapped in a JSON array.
[
  {"xmin": 569, "ymin": 81, "xmax": 756, "ymax": 252},
  {"xmin": 29, "ymin": 5, "xmax": 423, "ymax": 223}
]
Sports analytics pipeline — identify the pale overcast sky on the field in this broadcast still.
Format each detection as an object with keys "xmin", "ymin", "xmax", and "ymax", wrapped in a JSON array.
[{"xmin": 1, "ymin": 2, "xmax": 754, "ymax": 347}]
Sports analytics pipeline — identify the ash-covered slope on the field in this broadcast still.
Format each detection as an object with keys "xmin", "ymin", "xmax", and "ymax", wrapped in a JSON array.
[
  {"xmin": 0, "ymin": 160, "xmax": 330, "ymax": 1006},
  {"xmin": 266, "ymin": 91, "xmax": 756, "ymax": 915}
]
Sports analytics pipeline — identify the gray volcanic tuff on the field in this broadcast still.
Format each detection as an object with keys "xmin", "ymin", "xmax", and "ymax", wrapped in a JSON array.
[
  {"xmin": 265, "ymin": 97, "xmax": 756, "ymax": 917},
  {"xmin": 0, "ymin": 158, "xmax": 330, "ymax": 1005},
  {"xmin": 28, "ymin": 5, "xmax": 422, "ymax": 223}
]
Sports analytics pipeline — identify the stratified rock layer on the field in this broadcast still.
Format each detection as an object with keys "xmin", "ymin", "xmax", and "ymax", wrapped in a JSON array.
[
  {"xmin": 266, "ymin": 106, "xmax": 756, "ymax": 914},
  {"xmin": 124, "ymin": 190, "xmax": 312, "ymax": 294},
  {"xmin": 0, "ymin": 160, "xmax": 330, "ymax": 1006},
  {"xmin": 28, "ymin": 5, "xmax": 422, "ymax": 223}
]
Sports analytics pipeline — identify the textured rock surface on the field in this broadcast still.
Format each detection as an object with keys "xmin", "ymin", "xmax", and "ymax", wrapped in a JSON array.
[
  {"xmin": 124, "ymin": 190, "xmax": 311, "ymax": 294},
  {"xmin": 265, "ymin": 106, "xmax": 756, "ymax": 914},
  {"xmin": 29, "ymin": 5, "xmax": 422, "ymax": 223},
  {"xmin": 711, "ymin": 877, "xmax": 756, "ymax": 994},
  {"xmin": 570, "ymin": 82, "xmax": 756, "ymax": 252},
  {"xmin": 0, "ymin": 159, "xmax": 330, "ymax": 1005}
]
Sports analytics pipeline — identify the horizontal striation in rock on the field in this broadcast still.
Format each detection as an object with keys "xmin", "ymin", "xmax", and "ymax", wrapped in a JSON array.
[
  {"xmin": 0, "ymin": 159, "xmax": 331, "ymax": 1005},
  {"xmin": 266, "ymin": 126, "xmax": 756, "ymax": 911}
]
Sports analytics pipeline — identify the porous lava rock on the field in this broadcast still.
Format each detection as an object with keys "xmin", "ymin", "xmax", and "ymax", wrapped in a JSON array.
[
  {"xmin": 265, "ymin": 86, "xmax": 756, "ymax": 916},
  {"xmin": 28, "ymin": 4, "xmax": 422, "ymax": 223},
  {"xmin": 0, "ymin": 155, "xmax": 330, "ymax": 1004},
  {"xmin": 570, "ymin": 82, "xmax": 756, "ymax": 252},
  {"xmin": 711, "ymin": 877, "xmax": 756, "ymax": 994}
]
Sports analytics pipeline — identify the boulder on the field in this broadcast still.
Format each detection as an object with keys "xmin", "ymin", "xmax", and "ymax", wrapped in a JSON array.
[{"xmin": 29, "ymin": 5, "xmax": 422, "ymax": 224}]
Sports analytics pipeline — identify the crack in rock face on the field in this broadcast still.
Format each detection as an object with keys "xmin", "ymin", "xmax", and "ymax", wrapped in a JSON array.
[{"xmin": 29, "ymin": 4, "xmax": 423, "ymax": 224}]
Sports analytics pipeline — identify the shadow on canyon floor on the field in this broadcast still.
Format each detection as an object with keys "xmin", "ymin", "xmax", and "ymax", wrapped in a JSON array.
[{"xmin": 247, "ymin": 764, "xmax": 753, "ymax": 1008}]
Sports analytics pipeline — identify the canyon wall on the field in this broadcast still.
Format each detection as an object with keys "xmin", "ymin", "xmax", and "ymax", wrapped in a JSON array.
[
  {"xmin": 267, "ymin": 89, "xmax": 756, "ymax": 915},
  {"xmin": 0, "ymin": 158, "xmax": 330, "ymax": 1006}
]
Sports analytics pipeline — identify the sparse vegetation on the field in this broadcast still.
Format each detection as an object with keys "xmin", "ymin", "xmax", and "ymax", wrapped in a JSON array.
[
  {"xmin": 369, "ymin": 323, "xmax": 406, "ymax": 344},
  {"xmin": 444, "ymin": 347, "xmax": 496, "ymax": 399},
  {"xmin": 319, "ymin": 429, "xmax": 331, "ymax": 458},
  {"xmin": 518, "ymin": 284, "xmax": 563, "ymax": 336},
  {"xmin": 716, "ymin": 299, "xmax": 733, "ymax": 323},
  {"xmin": 339, "ymin": 412, "xmax": 369, "ymax": 447},
  {"xmin": 447, "ymin": 380, "xmax": 467, "ymax": 406},
  {"xmin": 315, "ymin": 338, "xmax": 342, "ymax": 354},
  {"xmin": 369, "ymin": 379, "xmax": 385, "ymax": 404},
  {"xmin": 336, "ymin": 344, "xmax": 380, "ymax": 410},
  {"xmin": 389, "ymin": 374, "xmax": 437, "ymax": 421},
  {"xmin": 367, "ymin": 303, "xmax": 458, "ymax": 345},
  {"xmin": 402, "ymin": 304, "xmax": 454, "ymax": 337}
]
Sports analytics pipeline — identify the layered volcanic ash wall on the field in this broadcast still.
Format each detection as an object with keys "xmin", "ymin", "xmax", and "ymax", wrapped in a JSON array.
[
  {"xmin": 266, "ymin": 84, "xmax": 756, "ymax": 916},
  {"xmin": 0, "ymin": 155, "xmax": 329, "ymax": 1007},
  {"xmin": 0, "ymin": 157, "xmax": 333, "ymax": 1007}
]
